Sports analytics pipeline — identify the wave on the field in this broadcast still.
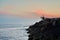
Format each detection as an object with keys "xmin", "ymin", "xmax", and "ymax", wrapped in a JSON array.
[{"xmin": 0, "ymin": 26, "xmax": 28, "ymax": 40}]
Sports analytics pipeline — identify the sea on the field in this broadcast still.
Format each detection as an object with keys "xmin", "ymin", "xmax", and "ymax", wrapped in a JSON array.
[
  {"xmin": 0, "ymin": 24, "xmax": 29, "ymax": 40},
  {"xmin": 0, "ymin": 14, "xmax": 41, "ymax": 40}
]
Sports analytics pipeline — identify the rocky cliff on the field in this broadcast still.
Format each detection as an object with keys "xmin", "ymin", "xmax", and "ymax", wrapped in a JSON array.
[{"xmin": 26, "ymin": 17, "xmax": 60, "ymax": 40}]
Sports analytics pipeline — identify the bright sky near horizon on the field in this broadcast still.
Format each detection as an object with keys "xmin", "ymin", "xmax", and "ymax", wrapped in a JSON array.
[{"xmin": 0, "ymin": 0, "xmax": 60, "ymax": 18}]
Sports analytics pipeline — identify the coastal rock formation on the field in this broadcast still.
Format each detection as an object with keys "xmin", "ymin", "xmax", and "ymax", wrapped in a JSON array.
[{"xmin": 26, "ymin": 17, "xmax": 60, "ymax": 40}]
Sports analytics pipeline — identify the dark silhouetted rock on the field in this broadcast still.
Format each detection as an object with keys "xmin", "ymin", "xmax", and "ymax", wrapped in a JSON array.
[{"xmin": 26, "ymin": 17, "xmax": 60, "ymax": 40}]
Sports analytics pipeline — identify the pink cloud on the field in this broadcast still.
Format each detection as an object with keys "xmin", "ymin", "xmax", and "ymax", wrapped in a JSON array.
[{"xmin": 35, "ymin": 10, "xmax": 60, "ymax": 18}]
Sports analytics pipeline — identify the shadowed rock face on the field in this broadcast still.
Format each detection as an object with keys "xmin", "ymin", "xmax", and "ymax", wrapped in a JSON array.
[{"xmin": 26, "ymin": 17, "xmax": 60, "ymax": 40}]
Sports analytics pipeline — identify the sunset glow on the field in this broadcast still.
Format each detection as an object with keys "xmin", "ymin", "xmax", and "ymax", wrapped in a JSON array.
[
  {"xmin": 0, "ymin": 0, "xmax": 60, "ymax": 18},
  {"xmin": 36, "ymin": 10, "xmax": 60, "ymax": 18}
]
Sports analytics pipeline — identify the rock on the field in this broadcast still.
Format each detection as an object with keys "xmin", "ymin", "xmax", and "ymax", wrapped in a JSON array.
[{"xmin": 26, "ymin": 17, "xmax": 60, "ymax": 40}]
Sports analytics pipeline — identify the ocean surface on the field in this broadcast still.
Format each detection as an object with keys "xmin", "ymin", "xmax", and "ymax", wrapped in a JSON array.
[
  {"xmin": 0, "ymin": 13, "xmax": 41, "ymax": 40},
  {"xmin": 0, "ymin": 24, "xmax": 29, "ymax": 40}
]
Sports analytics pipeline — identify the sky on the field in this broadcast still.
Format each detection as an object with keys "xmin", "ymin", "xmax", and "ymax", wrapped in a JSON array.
[
  {"xmin": 0, "ymin": 0, "xmax": 60, "ymax": 24},
  {"xmin": 0, "ymin": 14, "xmax": 41, "ymax": 25},
  {"xmin": 0, "ymin": 0, "xmax": 60, "ymax": 18}
]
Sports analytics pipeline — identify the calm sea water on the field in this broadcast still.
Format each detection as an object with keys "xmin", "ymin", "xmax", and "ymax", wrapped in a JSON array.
[{"xmin": 0, "ymin": 24, "xmax": 29, "ymax": 40}]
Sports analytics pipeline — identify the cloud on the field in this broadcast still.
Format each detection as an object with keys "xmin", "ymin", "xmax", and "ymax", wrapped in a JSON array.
[
  {"xmin": 35, "ymin": 10, "xmax": 60, "ymax": 18},
  {"xmin": 0, "ymin": 11, "xmax": 40, "ymax": 18}
]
